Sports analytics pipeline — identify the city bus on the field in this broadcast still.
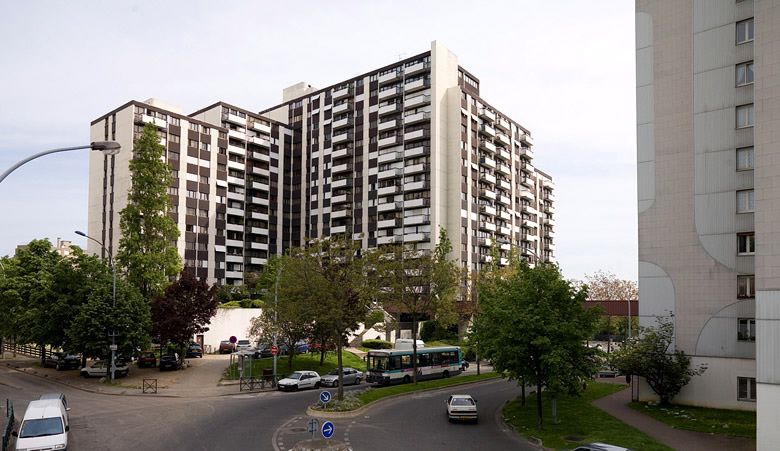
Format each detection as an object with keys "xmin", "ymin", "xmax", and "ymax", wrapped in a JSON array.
[{"xmin": 366, "ymin": 346, "xmax": 461, "ymax": 385}]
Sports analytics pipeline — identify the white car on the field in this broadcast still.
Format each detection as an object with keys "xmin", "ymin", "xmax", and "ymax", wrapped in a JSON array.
[
  {"xmin": 445, "ymin": 394, "xmax": 478, "ymax": 422},
  {"xmin": 277, "ymin": 370, "xmax": 321, "ymax": 391},
  {"xmin": 80, "ymin": 360, "xmax": 129, "ymax": 378},
  {"xmin": 236, "ymin": 339, "xmax": 253, "ymax": 352}
]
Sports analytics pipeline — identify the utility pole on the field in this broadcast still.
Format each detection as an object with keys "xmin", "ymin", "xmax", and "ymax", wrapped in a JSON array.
[{"xmin": 273, "ymin": 264, "xmax": 281, "ymax": 386}]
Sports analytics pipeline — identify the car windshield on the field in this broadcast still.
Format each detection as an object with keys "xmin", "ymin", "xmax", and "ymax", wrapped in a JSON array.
[
  {"xmin": 451, "ymin": 398, "xmax": 475, "ymax": 406},
  {"xmin": 19, "ymin": 417, "xmax": 64, "ymax": 438},
  {"xmin": 287, "ymin": 373, "xmax": 302, "ymax": 380}
]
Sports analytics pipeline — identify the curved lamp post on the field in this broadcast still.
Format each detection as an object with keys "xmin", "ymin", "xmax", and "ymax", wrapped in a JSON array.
[
  {"xmin": 75, "ymin": 230, "xmax": 117, "ymax": 382},
  {"xmin": 0, "ymin": 141, "xmax": 120, "ymax": 185}
]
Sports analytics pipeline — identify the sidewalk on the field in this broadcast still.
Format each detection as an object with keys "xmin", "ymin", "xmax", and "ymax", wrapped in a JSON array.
[{"xmin": 592, "ymin": 384, "xmax": 755, "ymax": 451}]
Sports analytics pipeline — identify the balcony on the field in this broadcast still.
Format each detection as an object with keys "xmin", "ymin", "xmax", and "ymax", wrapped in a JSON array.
[
  {"xmin": 519, "ymin": 189, "xmax": 534, "ymax": 201},
  {"xmin": 405, "ymin": 78, "xmax": 430, "ymax": 92},
  {"xmin": 378, "ymin": 119, "xmax": 399, "ymax": 132},
  {"xmin": 543, "ymin": 217, "xmax": 555, "ymax": 225},
  {"xmin": 479, "ymin": 124, "xmax": 496, "ymax": 138},
  {"xmin": 228, "ymin": 159, "xmax": 245, "ymax": 171},
  {"xmin": 479, "ymin": 140, "xmax": 497, "ymax": 153},
  {"xmin": 480, "ymin": 172, "xmax": 497, "ymax": 184},
  {"xmin": 332, "ymin": 86, "xmax": 353, "ymax": 100},
  {"xmin": 250, "ymin": 166, "xmax": 270, "ymax": 177},
  {"xmin": 226, "ymin": 270, "xmax": 243, "ymax": 279},
  {"xmin": 544, "ymin": 241, "xmax": 555, "ymax": 250},
  {"xmin": 518, "ymin": 146, "xmax": 535, "ymax": 160},
  {"xmin": 479, "ymin": 221, "xmax": 497, "ymax": 232},
  {"xmin": 225, "ymin": 112, "xmax": 246, "ymax": 126},
  {"xmin": 228, "ymin": 144, "xmax": 245, "ymax": 155},
  {"xmin": 227, "ymin": 176, "xmax": 245, "ymax": 186},
  {"xmin": 498, "ymin": 195, "xmax": 512, "ymax": 206},
  {"xmin": 480, "ymin": 255, "xmax": 493, "ymax": 263},
  {"xmin": 377, "ymin": 184, "xmax": 401, "ymax": 196},
  {"xmin": 250, "ymin": 227, "xmax": 269, "ymax": 236},
  {"xmin": 499, "ymin": 210, "xmax": 512, "ymax": 221},
  {"xmin": 524, "ymin": 218, "xmax": 539, "ymax": 228},
  {"xmin": 378, "ymin": 134, "xmax": 401, "ymax": 148},
  {"xmin": 378, "ymin": 150, "xmax": 402, "ymax": 164},
  {"xmin": 250, "ymin": 242, "xmax": 270, "ymax": 251},
  {"xmin": 480, "ymin": 205, "xmax": 497, "ymax": 216},
  {"xmin": 331, "ymin": 193, "xmax": 350, "ymax": 204},
  {"xmin": 496, "ymin": 133, "xmax": 511, "ymax": 147},
  {"xmin": 404, "ymin": 232, "xmax": 430, "ymax": 242},
  {"xmin": 378, "ymin": 234, "xmax": 402, "ymax": 245},
  {"xmin": 404, "ymin": 198, "xmax": 430, "ymax": 209},
  {"xmin": 331, "ymin": 209, "xmax": 351, "ymax": 219},
  {"xmin": 249, "ymin": 135, "xmax": 271, "ymax": 148},
  {"xmin": 519, "ymin": 133, "xmax": 534, "ymax": 146},
  {"xmin": 228, "ymin": 129, "xmax": 246, "ymax": 140},
  {"xmin": 497, "ymin": 164, "xmax": 511, "ymax": 176},
  {"xmin": 332, "ymin": 116, "xmax": 353, "ymax": 129},
  {"xmin": 331, "ymin": 225, "xmax": 348, "ymax": 234},
  {"xmin": 403, "ymin": 111, "xmax": 431, "ymax": 125},
  {"xmin": 379, "ymin": 102, "xmax": 401, "ymax": 116},
  {"xmin": 331, "ymin": 146, "xmax": 353, "ymax": 159},
  {"xmin": 226, "ymin": 222, "xmax": 243, "ymax": 232},
  {"xmin": 478, "ymin": 237, "xmax": 493, "ymax": 247},
  {"xmin": 227, "ymin": 207, "xmax": 244, "ymax": 217},
  {"xmin": 405, "ymin": 60, "xmax": 430, "ymax": 75},
  {"xmin": 378, "ymin": 218, "xmax": 402, "ymax": 229},
  {"xmin": 404, "ymin": 128, "xmax": 430, "ymax": 141},
  {"xmin": 499, "ymin": 242, "xmax": 511, "ymax": 252},
  {"xmin": 332, "ymin": 101, "xmax": 352, "ymax": 115},
  {"xmin": 332, "ymin": 162, "xmax": 353, "ymax": 174},
  {"xmin": 405, "ymin": 94, "xmax": 431, "ymax": 108},
  {"xmin": 250, "ymin": 257, "xmax": 268, "ymax": 266},
  {"xmin": 496, "ymin": 117, "xmax": 511, "ymax": 132},
  {"xmin": 499, "ymin": 257, "xmax": 509, "ymax": 266},
  {"xmin": 479, "ymin": 156, "xmax": 496, "ymax": 169},
  {"xmin": 331, "ymin": 178, "xmax": 352, "ymax": 189},
  {"xmin": 378, "ymin": 86, "xmax": 403, "ymax": 100},
  {"xmin": 520, "ymin": 177, "xmax": 533, "ymax": 188},
  {"xmin": 544, "ymin": 204, "xmax": 556, "ymax": 213},
  {"xmin": 404, "ymin": 180, "xmax": 429, "ymax": 191},
  {"xmin": 404, "ymin": 163, "xmax": 428, "ymax": 175},
  {"xmin": 136, "ymin": 114, "xmax": 168, "ymax": 129},
  {"xmin": 405, "ymin": 214, "xmax": 430, "ymax": 225},
  {"xmin": 251, "ymin": 211, "xmax": 269, "ymax": 221},
  {"xmin": 227, "ymin": 190, "xmax": 243, "ymax": 201},
  {"xmin": 523, "ymin": 204, "xmax": 538, "ymax": 215},
  {"xmin": 496, "ymin": 147, "xmax": 512, "ymax": 161},
  {"xmin": 498, "ymin": 179, "xmax": 512, "ymax": 191},
  {"xmin": 377, "ymin": 201, "xmax": 402, "ymax": 212},
  {"xmin": 404, "ymin": 145, "xmax": 431, "ymax": 158},
  {"xmin": 479, "ymin": 189, "xmax": 496, "ymax": 200},
  {"xmin": 498, "ymin": 226, "xmax": 511, "ymax": 236},
  {"xmin": 251, "ymin": 196, "xmax": 270, "ymax": 206},
  {"xmin": 378, "ymin": 68, "xmax": 403, "ymax": 85},
  {"xmin": 478, "ymin": 109, "xmax": 496, "ymax": 122},
  {"xmin": 378, "ymin": 167, "xmax": 403, "ymax": 180},
  {"xmin": 250, "ymin": 121, "xmax": 271, "ymax": 135},
  {"xmin": 332, "ymin": 131, "xmax": 353, "ymax": 144}
]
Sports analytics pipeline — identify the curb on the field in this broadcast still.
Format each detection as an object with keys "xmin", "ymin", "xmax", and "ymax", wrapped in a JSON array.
[
  {"xmin": 305, "ymin": 375, "xmax": 501, "ymax": 419},
  {"xmin": 497, "ymin": 400, "xmax": 545, "ymax": 450}
]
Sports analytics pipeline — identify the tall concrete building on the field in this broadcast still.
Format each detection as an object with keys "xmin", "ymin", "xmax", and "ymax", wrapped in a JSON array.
[
  {"xmin": 88, "ymin": 41, "xmax": 555, "ymax": 287},
  {"xmin": 636, "ymin": 1, "xmax": 778, "ymax": 446}
]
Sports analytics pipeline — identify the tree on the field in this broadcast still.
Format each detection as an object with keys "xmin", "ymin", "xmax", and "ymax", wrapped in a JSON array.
[
  {"xmin": 116, "ymin": 123, "xmax": 181, "ymax": 300},
  {"xmin": 471, "ymin": 259, "xmax": 602, "ymax": 428},
  {"xmin": 151, "ymin": 270, "xmax": 219, "ymax": 361},
  {"xmin": 373, "ymin": 227, "xmax": 461, "ymax": 384},
  {"xmin": 582, "ymin": 271, "xmax": 638, "ymax": 301},
  {"xmin": 611, "ymin": 318, "xmax": 707, "ymax": 404}
]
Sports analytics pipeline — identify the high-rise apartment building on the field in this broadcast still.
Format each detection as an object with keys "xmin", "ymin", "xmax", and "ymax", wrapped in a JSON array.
[
  {"xmin": 88, "ymin": 41, "xmax": 555, "ymax": 286},
  {"xmin": 636, "ymin": 1, "xmax": 778, "ymax": 446}
]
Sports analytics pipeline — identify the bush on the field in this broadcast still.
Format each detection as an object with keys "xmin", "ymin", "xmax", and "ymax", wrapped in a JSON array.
[{"xmin": 362, "ymin": 339, "xmax": 392, "ymax": 349}]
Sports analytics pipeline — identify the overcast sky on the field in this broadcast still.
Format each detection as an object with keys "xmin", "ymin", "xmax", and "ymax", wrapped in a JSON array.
[{"xmin": 0, "ymin": 1, "xmax": 637, "ymax": 282}]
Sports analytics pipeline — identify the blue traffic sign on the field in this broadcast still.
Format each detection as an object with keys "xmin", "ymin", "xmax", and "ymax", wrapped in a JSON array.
[
  {"xmin": 321, "ymin": 421, "xmax": 334, "ymax": 439},
  {"xmin": 319, "ymin": 390, "xmax": 332, "ymax": 404}
]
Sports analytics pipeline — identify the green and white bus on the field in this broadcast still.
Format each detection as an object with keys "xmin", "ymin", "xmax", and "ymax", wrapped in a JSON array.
[{"xmin": 366, "ymin": 346, "xmax": 461, "ymax": 385}]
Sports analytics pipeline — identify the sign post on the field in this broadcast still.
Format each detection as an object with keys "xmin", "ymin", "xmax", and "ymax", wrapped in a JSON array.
[
  {"xmin": 321, "ymin": 421, "xmax": 334, "ymax": 439},
  {"xmin": 307, "ymin": 418, "xmax": 319, "ymax": 440}
]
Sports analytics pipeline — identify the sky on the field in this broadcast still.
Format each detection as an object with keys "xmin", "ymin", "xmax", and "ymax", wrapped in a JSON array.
[{"xmin": 0, "ymin": 1, "xmax": 637, "ymax": 282}]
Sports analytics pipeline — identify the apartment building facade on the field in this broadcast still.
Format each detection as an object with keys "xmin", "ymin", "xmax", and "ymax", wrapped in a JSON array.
[
  {"xmin": 88, "ymin": 41, "xmax": 555, "ymax": 287},
  {"xmin": 636, "ymin": 1, "xmax": 779, "ymax": 446}
]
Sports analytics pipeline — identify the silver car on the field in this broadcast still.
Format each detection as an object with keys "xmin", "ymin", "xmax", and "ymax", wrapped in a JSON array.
[{"xmin": 319, "ymin": 367, "xmax": 363, "ymax": 387}]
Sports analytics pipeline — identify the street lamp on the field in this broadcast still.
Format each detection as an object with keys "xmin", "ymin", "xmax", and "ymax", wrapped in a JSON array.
[
  {"xmin": 0, "ymin": 142, "xmax": 120, "ymax": 185},
  {"xmin": 75, "ymin": 230, "xmax": 117, "ymax": 382}
]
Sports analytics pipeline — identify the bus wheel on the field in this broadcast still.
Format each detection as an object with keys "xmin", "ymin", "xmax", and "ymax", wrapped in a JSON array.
[
  {"xmin": 403, "ymin": 375, "xmax": 411, "ymax": 384},
  {"xmin": 443, "ymin": 371, "xmax": 450, "ymax": 378}
]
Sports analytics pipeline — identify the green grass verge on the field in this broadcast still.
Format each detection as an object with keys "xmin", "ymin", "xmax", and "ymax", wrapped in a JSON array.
[
  {"xmin": 355, "ymin": 372, "xmax": 498, "ymax": 405},
  {"xmin": 628, "ymin": 401, "xmax": 756, "ymax": 438},
  {"xmin": 224, "ymin": 350, "xmax": 366, "ymax": 380},
  {"xmin": 504, "ymin": 382, "xmax": 673, "ymax": 451}
]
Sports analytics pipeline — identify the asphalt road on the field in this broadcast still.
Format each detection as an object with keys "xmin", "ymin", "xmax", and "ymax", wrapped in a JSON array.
[{"xmin": 0, "ymin": 366, "xmax": 528, "ymax": 450}]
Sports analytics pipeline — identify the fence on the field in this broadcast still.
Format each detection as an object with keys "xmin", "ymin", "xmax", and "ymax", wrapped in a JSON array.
[
  {"xmin": 2, "ymin": 399, "xmax": 14, "ymax": 451},
  {"xmin": 1, "ymin": 341, "xmax": 42, "ymax": 359}
]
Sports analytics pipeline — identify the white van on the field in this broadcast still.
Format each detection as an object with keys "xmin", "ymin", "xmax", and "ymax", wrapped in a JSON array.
[
  {"xmin": 13, "ymin": 399, "xmax": 69, "ymax": 451},
  {"xmin": 394, "ymin": 339, "xmax": 425, "ymax": 350}
]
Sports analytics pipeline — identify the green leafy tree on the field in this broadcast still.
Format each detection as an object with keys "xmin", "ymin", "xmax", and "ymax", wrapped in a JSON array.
[
  {"xmin": 116, "ymin": 123, "xmax": 181, "ymax": 299},
  {"xmin": 611, "ymin": 318, "xmax": 707, "ymax": 404},
  {"xmin": 372, "ymin": 227, "xmax": 461, "ymax": 384},
  {"xmin": 471, "ymin": 260, "xmax": 602, "ymax": 428}
]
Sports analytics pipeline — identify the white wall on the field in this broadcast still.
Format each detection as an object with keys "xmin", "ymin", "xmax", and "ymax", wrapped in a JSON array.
[{"xmin": 199, "ymin": 308, "xmax": 262, "ymax": 353}]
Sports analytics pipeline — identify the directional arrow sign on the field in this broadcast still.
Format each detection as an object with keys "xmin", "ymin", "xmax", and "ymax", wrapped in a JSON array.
[
  {"xmin": 321, "ymin": 420, "xmax": 334, "ymax": 439},
  {"xmin": 319, "ymin": 390, "xmax": 332, "ymax": 404}
]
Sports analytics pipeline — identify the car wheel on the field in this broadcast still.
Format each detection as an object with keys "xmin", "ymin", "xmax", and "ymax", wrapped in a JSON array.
[
  {"xmin": 403, "ymin": 375, "xmax": 411, "ymax": 384},
  {"xmin": 81, "ymin": 372, "xmax": 88, "ymax": 378},
  {"xmin": 56, "ymin": 364, "xmax": 62, "ymax": 371},
  {"xmin": 315, "ymin": 381, "xmax": 321, "ymax": 389},
  {"xmin": 333, "ymin": 380, "xmax": 339, "ymax": 387},
  {"xmin": 354, "ymin": 377, "xmax": 360, "ymax": 385}
]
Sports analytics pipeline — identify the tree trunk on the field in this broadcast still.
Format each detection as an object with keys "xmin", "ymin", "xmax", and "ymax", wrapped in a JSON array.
[
  {"xmin": 536, "ymin": 380, "xmax": 543, "ymax": 429},
  {"xmin": 412, "ymin": 311, "xmax": 418, "ymax": 384},
  {"xmin": 320, "ymin": 348, "xmax": 326, "ymax": 366},
  {"xmin": 337, "ymin": 338, "xmax": 344, "ymax": 401},
  {"xmin": 40, "ymin": 344, "xmax": 46, "ymax": 366},
  {"xmin": 521, "ymin": 377, "xmax": 526, "ymax": 407}
]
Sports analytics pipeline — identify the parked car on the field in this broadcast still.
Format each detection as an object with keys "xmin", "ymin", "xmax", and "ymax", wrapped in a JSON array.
[
  {"xmin": 43, "ymin": 352, "xmax": 80, "ymax": 371},
  {"xmin": 159, "ymin": 354, "xmax": 181, "ymax": 371},
  {"xmin": 320, "ymin": 367, "xmax": 362, "ymax": 387},
  {"xmin": 254, "ymin": 343, "xmax": 289, "ymax": 359},
  {"xmin": 219, "ymin": 340, "xmax": 236, "ymax": 354},
  {"xmin": 80, "ymin": 360, "xmax": 129, "ymax": 378},
  {"xmin": 573, "ymin": 444, "xmax": 633, "ymax": 451},
  {"xmin": 294, "ymin": 341, "xmax": 309, "ymax": 353},
  {"xmin": 445, "ymin": 394, "xmax": 478, "ymax": 422},
  {"xmin": 137, "ymin": 351, "xmax": 157, "ymax": 368},
  {"xmin": 13, "ymin": 399, "xmax": 69, "ymax": 451},
  {"xmin": 236, "ymin": 339, "xmax": 252, "ymax": 352},
  {"xmin": 186, "ymin": 343, "xmax": 203, "ymax": 358},
  {"xmin": 277, "ymin": 371, "xmax": 321, "ymax": 391}
]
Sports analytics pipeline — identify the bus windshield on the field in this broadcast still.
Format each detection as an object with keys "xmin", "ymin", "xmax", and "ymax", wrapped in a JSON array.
[{"xmin": 368, "ymin": 355, "xmax": 388, "ymax": 371}]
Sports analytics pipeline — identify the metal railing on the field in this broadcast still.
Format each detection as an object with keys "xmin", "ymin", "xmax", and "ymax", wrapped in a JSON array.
[{"xmin": 3, "ymin": 399, "xmax": 14, "ymax": 451}]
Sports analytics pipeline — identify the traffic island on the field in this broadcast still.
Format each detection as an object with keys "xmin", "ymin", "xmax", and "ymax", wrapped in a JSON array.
[{"xmin": 291, "ymin": 438, "xmax": 350, "ymax": 450}]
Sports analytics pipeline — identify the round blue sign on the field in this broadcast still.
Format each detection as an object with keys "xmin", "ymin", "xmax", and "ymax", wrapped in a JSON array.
[
  {"xmin": 229, "ymin": 336, "xmax": 237, "ymax": 344},
  {"xmin": 321, "ymin": 420, "xmax": 334, "ymax": 439},
  {"xmin": 319, "ymin": 390, "xmax": 332, "ymax": 404}
]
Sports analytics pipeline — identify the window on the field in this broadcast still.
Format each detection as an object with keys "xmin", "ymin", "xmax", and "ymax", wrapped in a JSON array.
[
  {"xmin": 737, "ymin": 189, "xmax": 755, "ymax": 213},
  {"xmin": 736, "ymin": 18, "xmax": 754, "ymax": 44},
  {"xmin": 738, "ymin": 377, "xmax": 756, "ymax": 401},
  {"xmin": 737, "ymin": 147, "xmax": 754, "ymax": 170},
  {"xmin": 738, "ymin": 233, "xmax": 755, "ymax": 255},
  {"xmin": 167, "ymin": 187, "xmax": 178, "ymax": 195},
  {"xmin": 738, "ymin": 275, "xmax": 755, "ymax": 298},
  {"xmin": 736, "ymin": 61, "xmax": 754, "ymax": 86},
  {"xmin": 736, "ymin": 104, "xmax": 754, "ymax": 128},
  {"xmin": 737, "ymin": 318, "xmax": 756, "ymax": 342}
]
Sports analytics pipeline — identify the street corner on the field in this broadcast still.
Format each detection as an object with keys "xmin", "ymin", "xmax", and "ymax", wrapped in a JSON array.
[{"xmin": 273, "ymin": 415, "xmax": 356, "ymax": 451}]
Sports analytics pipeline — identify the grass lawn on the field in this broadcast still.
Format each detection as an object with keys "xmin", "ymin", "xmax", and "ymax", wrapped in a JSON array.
[
  {"xmin": 356, "ymin": 372, "xmax": 498, "ymax": 405},
  {"xmin": 629, "ymin": 401, "xmax": 756, "ymax": 438},
  {"xmin": 503, "ymin": 382, "xmax": 673, "ymax": 451},
  {"xmin": 224, "ymin": 350, "xmax": 366, "ymax": 380}
]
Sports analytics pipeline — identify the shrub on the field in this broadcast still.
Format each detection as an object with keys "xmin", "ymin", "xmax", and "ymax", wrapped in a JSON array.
[{"xmin": 362, "ymin": 339, "xmax": 392, "ymax": 349}]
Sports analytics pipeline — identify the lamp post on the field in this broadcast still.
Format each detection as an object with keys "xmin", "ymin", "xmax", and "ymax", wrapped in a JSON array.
[
  {"xmin": 273, "ymin": 264, "xmax": 281, "ymax": 387},
  {"xmin": 0, "ymin": 142, "xmax": 120, "ymax": 185},
  {"xmin": 75, "ymin": 230, "xmax": 117, "ymax": 382}
]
